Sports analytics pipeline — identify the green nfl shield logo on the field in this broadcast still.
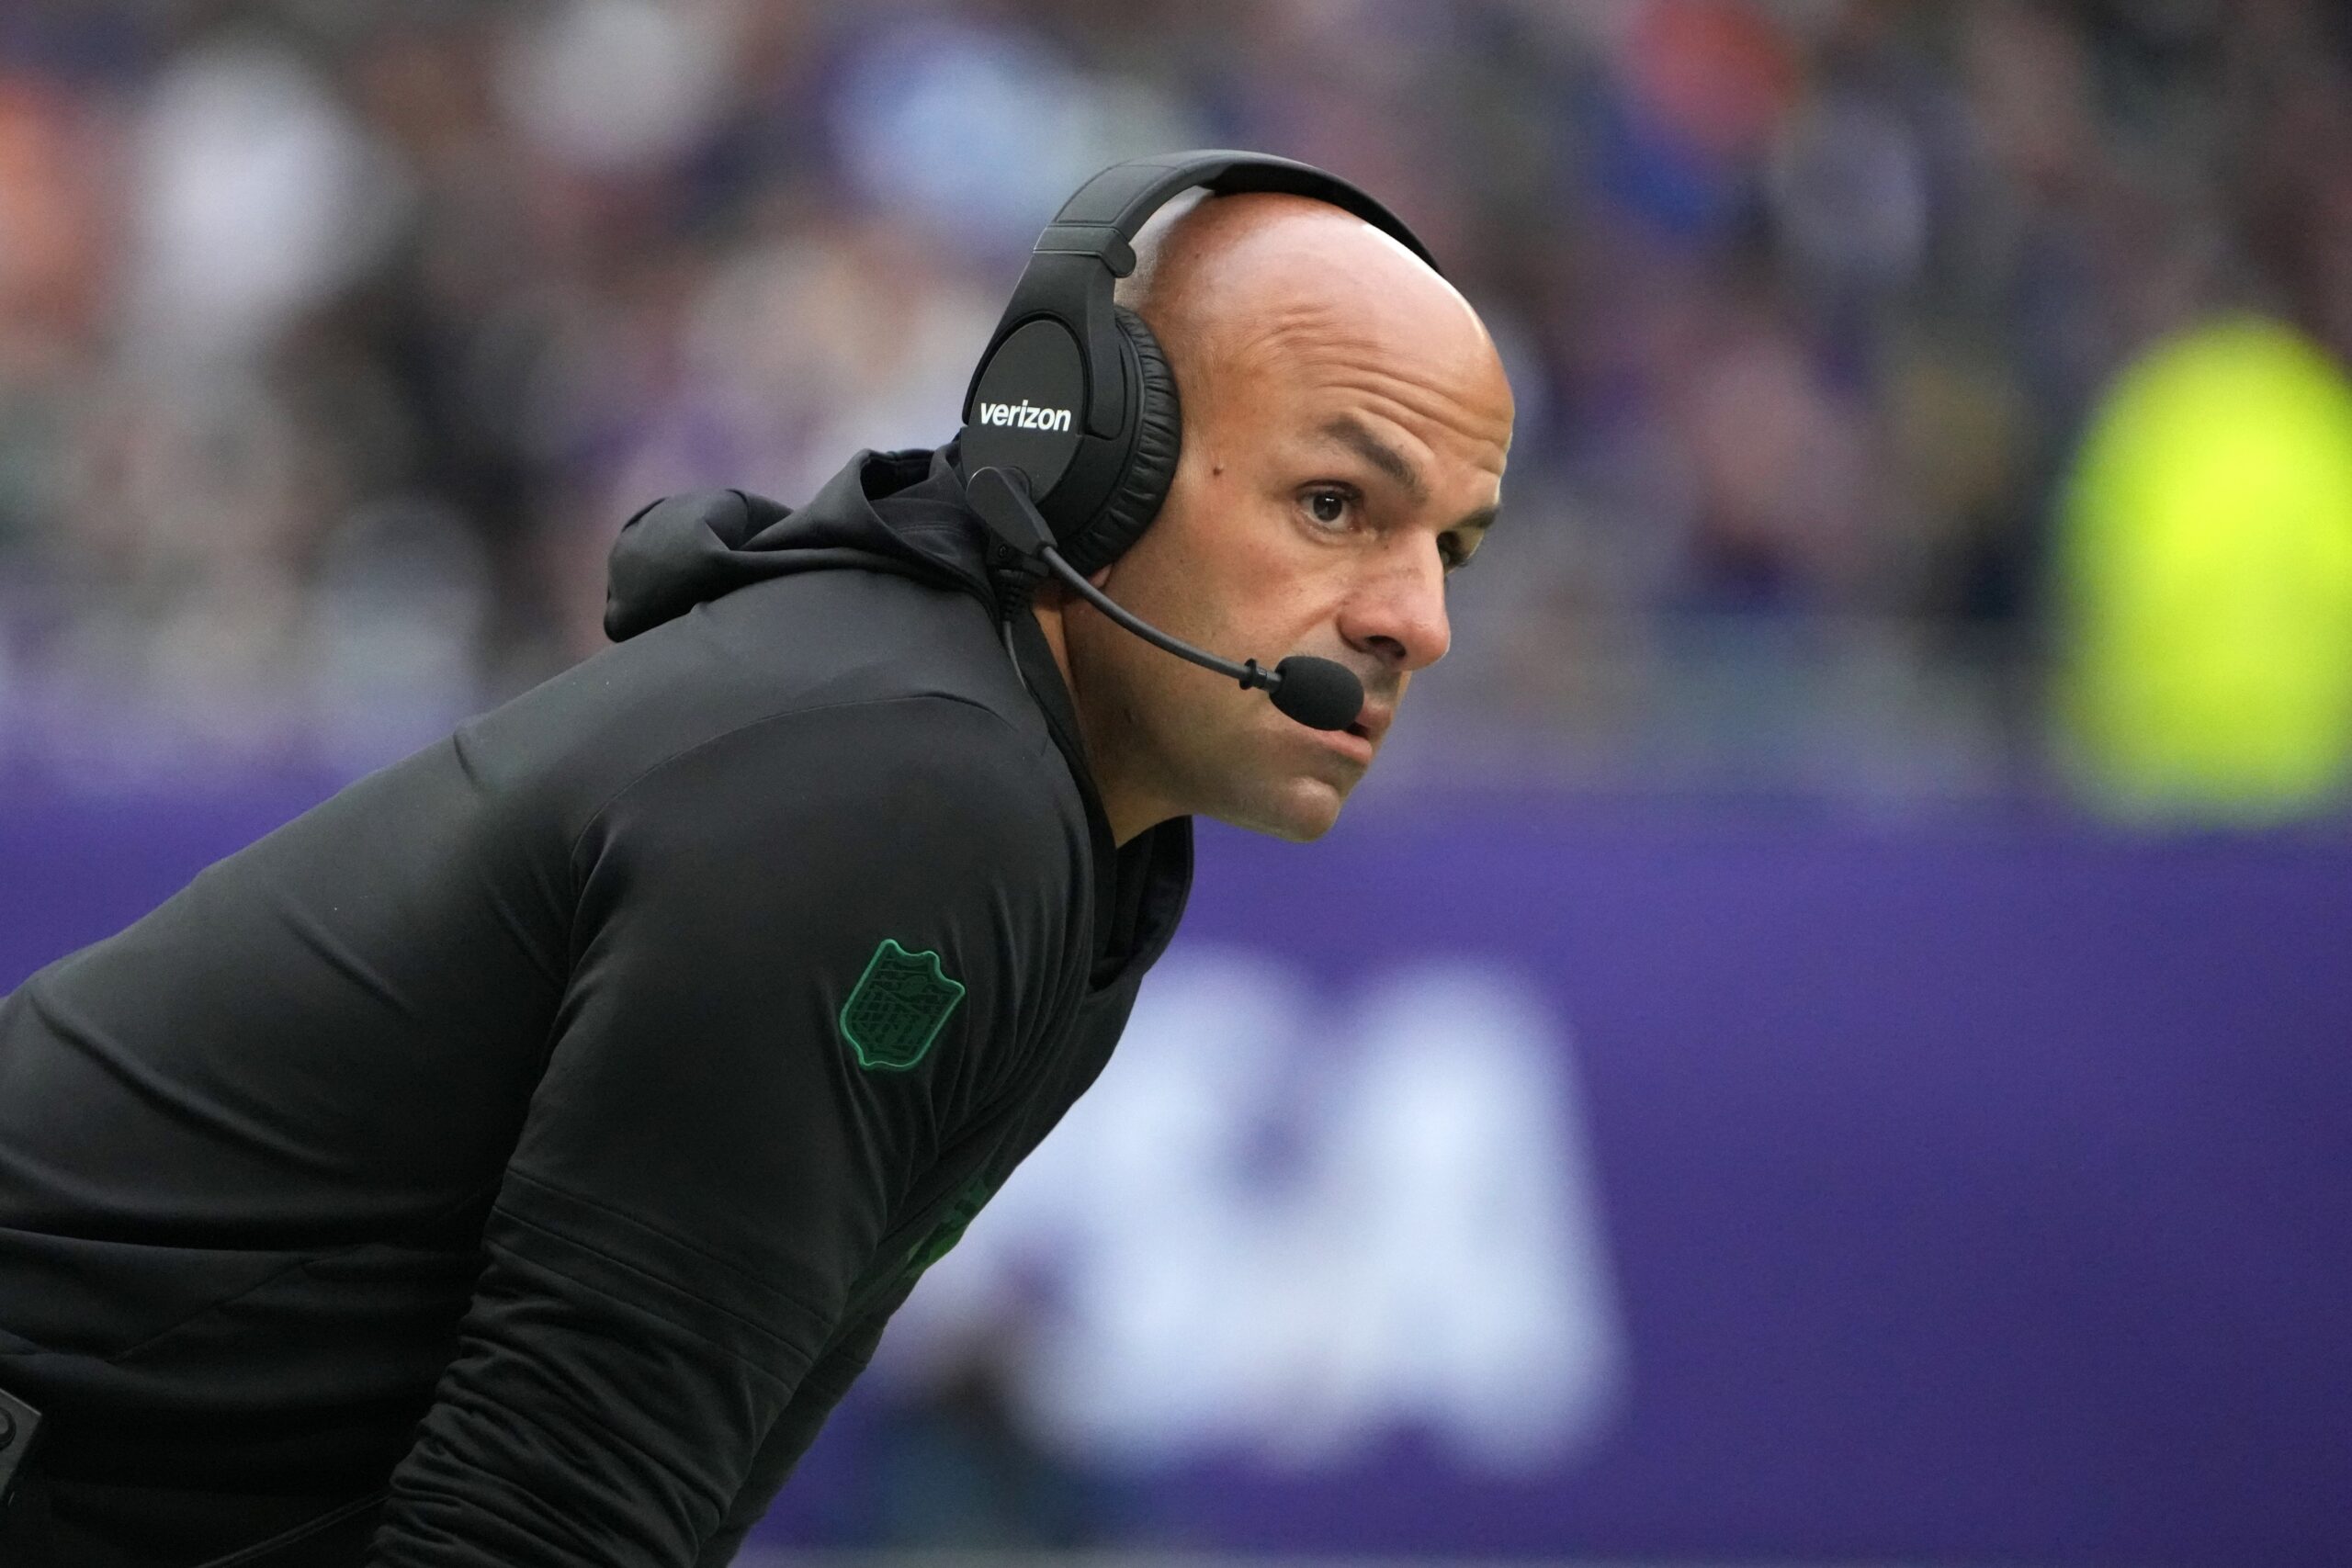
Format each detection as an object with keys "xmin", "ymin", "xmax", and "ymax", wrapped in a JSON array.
[{"xmin": 838, "ymin": 939, "xmax": 965, "ymax": 1071}]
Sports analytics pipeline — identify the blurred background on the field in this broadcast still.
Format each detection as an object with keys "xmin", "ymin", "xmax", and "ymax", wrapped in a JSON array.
[{"xmin": 1, "ymin": 1, "xmax": 2347, "ymax": 1564}]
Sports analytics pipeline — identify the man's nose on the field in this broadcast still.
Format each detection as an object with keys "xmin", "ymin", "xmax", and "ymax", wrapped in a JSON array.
[{"xmin": 1339, "ymin": 536, "xmax": 1452, "ymax": 674}]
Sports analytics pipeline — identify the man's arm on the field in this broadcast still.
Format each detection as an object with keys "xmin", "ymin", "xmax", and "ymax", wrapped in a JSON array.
[
  {"xmin": 694, "ymin": 1282, "xmax": 910, "ymax": 1566},
  {"xmin": 367, "ymin": 696, "xmax": 1081, "ymax": 1564}
]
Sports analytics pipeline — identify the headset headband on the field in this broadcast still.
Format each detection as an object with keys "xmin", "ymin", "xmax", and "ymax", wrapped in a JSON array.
[{"xmin": 1036, "ymin": 151, "xmax": 1437, "ymax": 272}]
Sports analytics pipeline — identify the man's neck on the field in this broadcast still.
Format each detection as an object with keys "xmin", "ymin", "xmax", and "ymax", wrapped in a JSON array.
[{"xmin": 1026, "ymin": 592, "xmax": 1165, "ymax": 848}]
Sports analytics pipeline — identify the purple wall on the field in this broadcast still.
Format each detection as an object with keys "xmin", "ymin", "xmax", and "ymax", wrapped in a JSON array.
[
  {"xmin": 1172, "ymin": 806, "xmax": 2352, "ymax": 1565},
  {"xmin": 5, "ymin": 783, "xmax": 2347, "ymax": 1566}
]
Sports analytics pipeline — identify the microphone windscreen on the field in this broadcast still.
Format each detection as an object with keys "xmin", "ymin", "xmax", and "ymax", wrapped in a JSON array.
[{"xmin": 1269, "ymin": 656, "xmax": 1364, "ymax": 732}]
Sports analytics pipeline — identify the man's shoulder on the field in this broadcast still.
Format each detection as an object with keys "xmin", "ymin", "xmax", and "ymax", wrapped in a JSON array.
[
  {"xmin": 602, "ymin": 691, "xmax": 1086, "ymax": 860},
  {"xmin": 466, "ymin": 567, "xmax": 1068, "ymax": 848}
]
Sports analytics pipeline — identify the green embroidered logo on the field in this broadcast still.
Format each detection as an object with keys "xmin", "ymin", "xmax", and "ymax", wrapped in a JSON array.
[{"xmin": 838, "ymin": 939, "xmax": 965, "ymax": 1071}]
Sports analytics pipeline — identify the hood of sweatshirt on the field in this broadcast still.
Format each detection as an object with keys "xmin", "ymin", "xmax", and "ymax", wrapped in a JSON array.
[{"xmin": 603, "ymin": 444, "xmax": 995, "ymax": 643}]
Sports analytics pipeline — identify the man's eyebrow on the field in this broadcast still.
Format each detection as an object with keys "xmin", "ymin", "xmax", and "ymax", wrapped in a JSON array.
[{"xmin": 1317, "ymin": 414, "xmax": 1429, "ymax": 504}]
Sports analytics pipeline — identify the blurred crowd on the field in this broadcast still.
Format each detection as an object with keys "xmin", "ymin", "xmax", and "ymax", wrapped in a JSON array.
[{"xmin": 4, "ymin": 0, "xmax": 2352, "ymax": 803}]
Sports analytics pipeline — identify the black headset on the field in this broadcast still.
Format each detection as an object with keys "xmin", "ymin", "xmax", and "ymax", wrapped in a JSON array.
[{"xmin": 956, "ymin": 150, "xmax": 1439, "ymax": 579}]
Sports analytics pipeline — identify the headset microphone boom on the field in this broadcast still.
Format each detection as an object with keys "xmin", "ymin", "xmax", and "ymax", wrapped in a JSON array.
[{"xmin": 967, "ymin": 465, "xmax": 1366, "ymax": 734}]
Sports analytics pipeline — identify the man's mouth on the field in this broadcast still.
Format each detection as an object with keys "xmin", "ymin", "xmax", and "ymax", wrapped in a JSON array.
[{"xmin": 1314, "ymin": 725, "xmax": 1375, "ymax": 766}]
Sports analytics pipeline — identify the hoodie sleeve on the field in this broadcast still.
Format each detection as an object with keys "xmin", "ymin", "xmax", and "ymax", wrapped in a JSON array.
[{"xmin": 365, "ymin": 695, "xmax": 1081, "ymax": 1565}]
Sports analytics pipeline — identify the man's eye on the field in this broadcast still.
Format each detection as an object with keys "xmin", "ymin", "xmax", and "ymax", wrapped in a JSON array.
[
  {"xmin": 1439, "ymin": 536, "xmax": 1468, "ymax": 571},
  {"xmin": 1303, "ymin": 487, "xmax": 1354, "ymax": 527}
]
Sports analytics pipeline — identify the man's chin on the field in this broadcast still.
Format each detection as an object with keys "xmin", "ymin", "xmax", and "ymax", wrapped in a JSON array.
[{"xmin": 1206, "ymin": 773, "xmax": 1350, "ymax": 843}]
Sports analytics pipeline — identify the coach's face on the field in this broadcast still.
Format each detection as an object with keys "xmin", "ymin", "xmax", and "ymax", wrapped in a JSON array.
[{"xmin": 1057, "ymin": 197, "xmax": 1514, "ymax": 843}]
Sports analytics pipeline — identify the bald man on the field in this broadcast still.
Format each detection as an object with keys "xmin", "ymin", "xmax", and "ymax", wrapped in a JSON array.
[
  {"xmin": 1045, "ymin": 186, "xmax": 1510, "ymax": 843},
  {"xmin": 0, "ymin": 166, "xmax": 1510, "ymax": 1566}
]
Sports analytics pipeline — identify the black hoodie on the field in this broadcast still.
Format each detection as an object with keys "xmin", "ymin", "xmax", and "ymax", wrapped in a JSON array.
[{"xmin": 0, "ymin": 446, "xmax": 1192, "ymax": 1564}]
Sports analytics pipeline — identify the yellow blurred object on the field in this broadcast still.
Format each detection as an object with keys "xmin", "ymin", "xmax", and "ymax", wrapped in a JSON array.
[{"xmin": 2056, "ymin": 316, "xmax": 2352, "ymax": 822}]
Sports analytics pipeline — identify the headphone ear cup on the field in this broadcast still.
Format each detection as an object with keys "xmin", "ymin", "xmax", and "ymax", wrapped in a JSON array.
[{"xmin": 1057, "ymin": 307, "xmax": 1182, "ymax": 577}]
